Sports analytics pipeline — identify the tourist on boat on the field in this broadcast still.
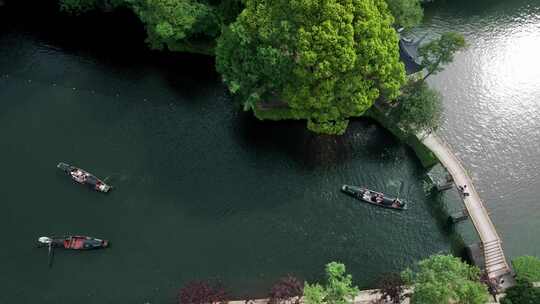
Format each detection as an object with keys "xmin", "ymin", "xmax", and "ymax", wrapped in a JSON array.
[{"xmin": 70, "ymin": 169, "xmax": 86, "ymax": 183}]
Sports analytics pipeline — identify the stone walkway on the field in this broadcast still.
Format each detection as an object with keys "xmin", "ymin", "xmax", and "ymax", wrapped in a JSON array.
[{"xmin": 421, "ymin": 134, "xmax": 511, "ymax": 279}]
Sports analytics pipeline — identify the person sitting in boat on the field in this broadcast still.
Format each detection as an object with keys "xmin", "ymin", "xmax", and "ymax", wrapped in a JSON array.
[
  {"xmin": 70, "ymin": 169, "xmax": 86, "ymax": 183},
  {"xmin": 363, "ymin": 191, "xmax": 371, "ymax": 200},
  {"xmin": 95, "ymin": 181, "xmax": 107, "ymax": 191}
]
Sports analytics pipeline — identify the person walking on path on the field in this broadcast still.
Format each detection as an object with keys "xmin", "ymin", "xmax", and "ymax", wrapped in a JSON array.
[
  {"xmin": 458, "ymin": 184, "xmax": 470, "ymax": 197},
  {"xmin": 462, "ymin": 184, "xmax": 469, "ymax": 196}
]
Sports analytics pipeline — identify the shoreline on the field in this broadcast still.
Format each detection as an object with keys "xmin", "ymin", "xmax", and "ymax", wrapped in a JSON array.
[
  {"xmin": 227, "ymin": 287, "xmax": 504, "ymax": 304},
  {"xmin": 365, "ymin": 106, "xmax": 438, "ymax": 169}
]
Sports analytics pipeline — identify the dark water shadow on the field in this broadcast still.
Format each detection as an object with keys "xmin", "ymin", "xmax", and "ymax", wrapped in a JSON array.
[
  {"xmin": 0, "ymin": 0, "xmax": 219, "ymax": 103},
  {"xmin": 423, "ymin": 188, "xmax": 469, "ymax": 258},
  {"xmin": 232, "ymin": 113, "xmax": 405, "ymax": 170}
]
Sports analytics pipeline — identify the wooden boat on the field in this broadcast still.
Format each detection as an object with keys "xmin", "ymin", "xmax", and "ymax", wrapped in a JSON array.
[
  {"xmin": 57, "ymin": 162, "xmax": 112, "ymax": 193},
  {"xmin": 341, "ymin": 185, "xmax": 407, "ymax": 210},
  {"xmin": 38, "ymin": 236, "xmax": 109, "ymax": 250}
]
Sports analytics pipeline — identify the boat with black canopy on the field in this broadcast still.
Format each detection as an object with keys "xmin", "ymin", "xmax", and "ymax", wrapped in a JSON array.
[
  {"xmin": 341, "ymin": 185, "xmax": 407, "ymax": 210},
  {"xmin": 57, "ymin": 162, "xmax": 112, "ymax": 192}
]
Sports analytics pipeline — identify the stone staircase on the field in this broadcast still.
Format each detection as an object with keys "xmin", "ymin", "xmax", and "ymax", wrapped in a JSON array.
[{"xmin": 483, "ymin": 240, "xmax": 510, "ymax": 278}]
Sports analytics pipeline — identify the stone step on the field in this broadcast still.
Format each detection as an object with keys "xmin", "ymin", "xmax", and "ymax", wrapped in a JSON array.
[
  {"xmin": 483, "ymin": 242, "xmax": 500, "ymax": 249},
  {"xmin": 484, "ymin": 246, "xmax": 501, "ymax": 255},
  {"xmin": 486, "ymin": 256, "xmax": 506, "ymax": 267},
  {"xmin": 489, "ymin": 267, "xmax": 511, "ymax": 279},
  {"xmin": 484, "ymin": 246, "xmax": 502, "ymax": 254},
  {"xmin": 487, "ymin": 263, "xmax": 507, "ymax": 273},
  {"xmin": 485, "ymin": 251, "xmax": 503, "ymax": 260},
  {"xmin": 484, "ymin": 246, "xmax": 500, "ymax": 254}
]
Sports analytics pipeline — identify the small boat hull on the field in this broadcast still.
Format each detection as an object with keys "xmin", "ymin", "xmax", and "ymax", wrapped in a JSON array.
[
  {"xmin": 341, "ymin": 185, "xmax": 407, "ymax": 210},
  {"xmin": 39, "ymin": 236, "xmax": 109, "ymax": 250},
  {"xmin": 57, "ymin": 162, "xmax": 112, "ymax": 193}
]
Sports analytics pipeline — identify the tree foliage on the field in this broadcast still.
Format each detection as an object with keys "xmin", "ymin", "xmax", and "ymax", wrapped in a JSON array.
[
  {"xmin": 304, "ymin": 282, "xmax": 327, "ymax": 304},
  {"xmin": 216, "ymin": 0, "xmax": 406, "ymax": 135},
  {"xmin": 126, "ymin": 0, "xmax": 220, "ymax": 52},
  {"xmin": 59, "ymin": 0, "xmax": 121, "ymax": 14},
  {"xmin": 419, "ymin": 32, "xmax": 466, "ymax": 80},
  {"xmin": 60, "ymin": 0, "xmax": 97, "ymax": 13},
  {"xmin": 403, "ymin": 255, "xmax": 489, "ymax": 304},
  {"xmin": 392, "ymin": 81, "xmax": 442, "ymax": 134},
  {"xmin": 385, "ymin": 0, "xmax": 423, "ymax": 29},
  {"xmin": 269, "ymin": 275, "xmax": 304, "ymax": 304},
  {"xmin": 500, "ymin": 281, "xmax": 540, "ymax": 304},
  {"xmin": 304, "ymin": 262, "xmax": 359, "ymax": 304},
  {"xmin": 512, "ymin": 256, "xmax": 540, "ymax": 283},
  {"xmin": 178, "ymin": 280, "xmax": 228, "ymax": 304},
  {"xmin": 59, "ymin": 0, "xmax": 244, "ymax": 54}
]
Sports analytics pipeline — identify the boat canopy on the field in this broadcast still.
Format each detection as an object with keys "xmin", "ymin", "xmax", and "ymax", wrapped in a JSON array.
[{"xmin": 85, "ymin": 175, "xmax": 99, "ymax": 186}]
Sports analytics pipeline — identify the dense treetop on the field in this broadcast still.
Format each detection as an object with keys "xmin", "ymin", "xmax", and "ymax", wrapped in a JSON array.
[
  {"xmin": 512, "ymin": 255, "xmax": 540, "ymax": 283},
  {"xmin": 127, "ymin": 0, "xmax": 220, "ymax": 53},
  {"xmin": 392, "ymin": 80, "xmax": 442, "ymax": 134},
  {"xmin": 304, "ymin": 262, "xmax": 359, "ymax": 304},
  {"xmin": 500, "ymin": 281, "xmax": 540, "ymax": 304},
  {"xmin": 419, "ymin": 32, "xmax": 467, "ymax": 80},
  {"xmin": 402, "ymin": 255, "xmax": 489, "ymax": 304},
  {"xmin": 216, "ymin": 0, "xmax": 406, "ymax": 134},
  {"xmin": 58, "ymin": 0, "xmax": 466, "ymax": 136},
  {"xmin": 386, "ymin": 0, "xmax": 423, "ymax": 29}
]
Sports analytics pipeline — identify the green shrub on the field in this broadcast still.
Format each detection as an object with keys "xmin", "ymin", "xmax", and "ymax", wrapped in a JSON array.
[
  {"xmin": 512, "ymin": 256, "xmax": 540, "ymax": 283},
  {"xmin": 500, "ymin": 281, "xmax": 540, "ymax": 304}
]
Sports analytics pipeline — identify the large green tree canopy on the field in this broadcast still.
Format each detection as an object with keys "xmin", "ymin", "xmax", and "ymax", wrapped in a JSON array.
[
  {"xmin": 403, "ymin": 255, "xmax": 489, "ymax": 304},
  {"xmin": 216, "ymin": 0, "xmax": 406, "ymax": 135}
]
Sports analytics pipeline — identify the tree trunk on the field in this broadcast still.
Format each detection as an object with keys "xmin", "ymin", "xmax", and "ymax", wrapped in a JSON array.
[{"xmin": 422, "ymin": 58, "xmax": 443, "ymax": 81}]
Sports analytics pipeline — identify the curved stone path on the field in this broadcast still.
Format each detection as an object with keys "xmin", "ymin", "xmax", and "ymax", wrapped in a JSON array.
[{"xmin": 421, "ymin": 133, "xmax": 511, "ymax": 279}]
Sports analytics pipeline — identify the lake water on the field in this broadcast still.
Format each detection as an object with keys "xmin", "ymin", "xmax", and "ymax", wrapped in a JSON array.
[
  {"xmin": 419, "ymin": 0, "xmax": 540, "ymax": 257},
  {"xmin": 1, "ymin": 0, "xmax": 539, "ymax": 303},
  {"xmin": 0, "ymin": 2, "xmax": 451, "ymax": 303}
]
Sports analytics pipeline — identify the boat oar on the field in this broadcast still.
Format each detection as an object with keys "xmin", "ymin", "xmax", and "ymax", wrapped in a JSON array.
[
  {"xmin": 398, "ymin": 181, "xmax": 405, "ymax": 199},
  {"xmin": 47, "ymin": 243, "xmax": 55, "ymax": 268}
]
